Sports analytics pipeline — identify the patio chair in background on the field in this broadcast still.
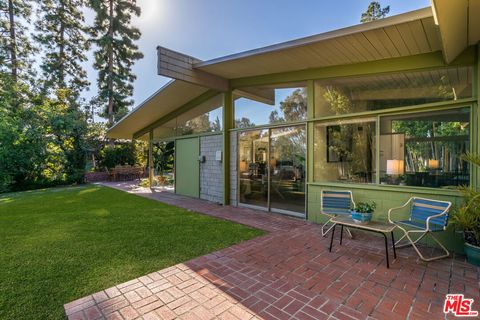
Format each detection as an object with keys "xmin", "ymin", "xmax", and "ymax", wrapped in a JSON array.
[
  {"xmin": 320, "ymin": 190, "xmax": 355, "ymax": 237},
  {"xmin": 388, "ymin": 197, "xmax": 452, "ymax": 261}
]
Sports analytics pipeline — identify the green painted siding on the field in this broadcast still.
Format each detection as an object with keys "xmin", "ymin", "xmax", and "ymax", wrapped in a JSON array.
[
  {"xmin": 307, "ymin": 184, "xmax": 464, "ymax": 252},
  {"xmin": 175, "ymin": 138, "xmax": 200, "ymax": 198}
]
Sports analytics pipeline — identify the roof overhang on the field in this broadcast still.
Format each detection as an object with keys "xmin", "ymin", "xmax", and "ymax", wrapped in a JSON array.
[
  {"xmin": 194, "ymin": 7, "xmax": 442, "ymax": 79},
  {"xmin": 430, "ymin": 0, "xmax": 480, "ymax": 63},
  {"xmin": 107, "ymin": 80, "xmax": 208, "ymax": 139}
]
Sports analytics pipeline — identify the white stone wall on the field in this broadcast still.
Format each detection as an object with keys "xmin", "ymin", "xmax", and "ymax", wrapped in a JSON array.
[
  {"xmin": 199, "ymin": 134, "xmax": 223, "ymax": 203},
  {"xmin": 230, "ymin": 131, "xmax": 238, "ymax": 206}
]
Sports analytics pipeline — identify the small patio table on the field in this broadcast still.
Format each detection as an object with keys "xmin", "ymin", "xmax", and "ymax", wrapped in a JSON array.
[{"xmin": 329, "ymin": 216, "xmax": 397, "ymax": 268}]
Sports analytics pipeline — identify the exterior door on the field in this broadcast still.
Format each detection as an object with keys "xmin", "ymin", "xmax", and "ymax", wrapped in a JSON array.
[
  {"xmin": 175, "ymin": 137, "xmax": 199, "ymax": 198},
  {"xmin": 269, "ymin": 126, "xmax": 306, "ymax": 216}
]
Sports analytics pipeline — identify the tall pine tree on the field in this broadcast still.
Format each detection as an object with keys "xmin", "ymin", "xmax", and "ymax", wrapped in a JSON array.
[
  {"xmin": 0, "ymin": 0, "xmax": 35, "ymax": 109},
  {"xmin": 35, "ymin": 0, "xmax": 90, "ymax": 100},
  {"xmin": 360, "ymin": 2, "xmax": 390, "ymax": 23},
  {"xmin": 89, "ymin": 0, "xmax": 143, "ymax": 126}
]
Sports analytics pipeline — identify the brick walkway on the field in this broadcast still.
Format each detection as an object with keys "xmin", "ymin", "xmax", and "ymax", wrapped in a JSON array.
[{"xmin": 65, "ymin": 182, "xmax": 480, "ymax": 320}]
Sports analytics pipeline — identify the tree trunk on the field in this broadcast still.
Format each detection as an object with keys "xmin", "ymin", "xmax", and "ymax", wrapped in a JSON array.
[
  {"xmin": 107, "ymin": 0, "xmax": 114, "ymax": 126},
  {"xmin": 8, "ymin": 0, "xmax": 17, "ymax": 84},
  {"xmin": 59, "ymin": 0, "xmax": 66, "ymax": 87}
]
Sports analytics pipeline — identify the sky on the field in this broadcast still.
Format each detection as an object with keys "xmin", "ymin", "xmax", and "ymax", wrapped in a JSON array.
[{"xmin": 83, "ymin": 0, "xmax": 432, "ymax": 115}]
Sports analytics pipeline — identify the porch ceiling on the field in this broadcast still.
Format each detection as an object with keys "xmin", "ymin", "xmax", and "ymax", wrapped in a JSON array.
[
  {"xmin": 195, "ymin": 8, "xmax": 442, "ymax": 79},
  {"xmin": 107, "ymin": 80, "xmax": 208, "ymax": 139}
]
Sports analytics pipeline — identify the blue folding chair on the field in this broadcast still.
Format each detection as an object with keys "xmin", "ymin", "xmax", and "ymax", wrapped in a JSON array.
[
  {"xmin": 320, "ymin": 190, "xmax": 355, "ymax": 237},
  {"xmin": 388, "ymin": 197, "xmax": 452, "ymax": 261}
]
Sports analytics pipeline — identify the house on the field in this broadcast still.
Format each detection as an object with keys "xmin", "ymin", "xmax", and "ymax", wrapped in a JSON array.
[{"xmin": 107, "ymin": 1, "xmax": 480, "ymax": 252}]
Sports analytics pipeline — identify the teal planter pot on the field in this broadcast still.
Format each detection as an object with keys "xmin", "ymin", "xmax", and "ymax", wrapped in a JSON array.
[
  {"xmin": 464, "ymin": 243, "xmax": 480, "ymax": 266},
  {"xmin": 351, "ymin": 211, "xmax": 373, "ymax": 224}
]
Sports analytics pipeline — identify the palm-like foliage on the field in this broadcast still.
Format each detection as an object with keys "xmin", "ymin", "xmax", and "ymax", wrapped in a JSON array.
[{"xmin": 452, "ymin": 152, "xmax": 480, "ymax": 246}]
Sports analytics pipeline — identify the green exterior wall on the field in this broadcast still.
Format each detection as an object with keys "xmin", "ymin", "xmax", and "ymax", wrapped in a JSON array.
[{"xmin": 175, "ymin": 137, "xmax": 200, "ymax": 198}]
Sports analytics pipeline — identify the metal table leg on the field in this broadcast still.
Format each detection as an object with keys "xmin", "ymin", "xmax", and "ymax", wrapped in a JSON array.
[
  {"xmin": 382, "ymin": 232, "xmax": 389, "ymax": 268},
  {"xmin": 391, "ymin": 231, "xmax": 397, "ymax": 259},
  {"xmin": 329, "ymin": 224, "xmax": 336, "ymax": 252},
  {"xmin": 340, "ymin": 225, "xmax": 344, "ymax": 245}
]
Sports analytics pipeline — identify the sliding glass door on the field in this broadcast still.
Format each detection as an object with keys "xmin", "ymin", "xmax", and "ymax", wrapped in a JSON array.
[
  {"xmin": 269, "ymin": 126, "xmax": 306, "ymax": 214},
  {"xmin": 238, "ymin": 125, "xmax": 306, "ymax": 217},
  {"xmin": 238, "ymin": 130, "xmax": 269, "ymax": 208}
]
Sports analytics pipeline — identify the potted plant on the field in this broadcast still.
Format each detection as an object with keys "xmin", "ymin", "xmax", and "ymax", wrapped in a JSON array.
[
  {"xmin": 351, "ymin": 201, "xmax": 376, "ymax": 224},
  {"xmin": 451, "ymin": 153, "xmax": 480, "ymax": 266}
]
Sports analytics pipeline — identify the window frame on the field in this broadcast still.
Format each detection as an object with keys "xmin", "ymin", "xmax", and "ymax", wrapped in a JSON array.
[{"xmin": 311, "ymin": 102, "xmax": 474, "ymax": 191}]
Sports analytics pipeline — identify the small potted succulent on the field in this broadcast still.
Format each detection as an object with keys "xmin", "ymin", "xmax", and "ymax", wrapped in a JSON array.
[{"xmin": 351, "ymin": 201, "xmax": 377, "ymax": 224}]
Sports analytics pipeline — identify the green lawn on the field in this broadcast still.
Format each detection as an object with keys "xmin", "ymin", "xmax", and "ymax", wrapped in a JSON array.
[{"xmin": 0, "ymin": 185, "xmax": 264, "ymax": 319}]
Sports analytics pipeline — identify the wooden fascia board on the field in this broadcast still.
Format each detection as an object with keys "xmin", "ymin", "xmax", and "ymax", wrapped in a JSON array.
[{"xmin": 157, "ymin": 46, "xmax": 229, "ymax": 92}]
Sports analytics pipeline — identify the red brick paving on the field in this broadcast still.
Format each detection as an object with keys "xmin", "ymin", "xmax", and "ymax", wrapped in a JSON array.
[{"xmin": 64, "ymin": 182, "xmax": 480, "ymax": 319}]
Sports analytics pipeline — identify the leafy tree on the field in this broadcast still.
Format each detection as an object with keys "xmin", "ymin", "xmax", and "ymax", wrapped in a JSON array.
[
  {"xmin": 268, "ymin": 88, "xmax": 307, "ymax": 124},
  {"xmin": 89, "ymin": 0, "xmax": 144, "ymax": 126},
  {"xmin": 35, "ymin": 0, "xmax": 90, "ymax": 99},
  {"xmin": 153, "ymin": 141, "xmax": 174, "ymax": 176},
  {"xmin": 235, "ymin": 117, "xmax": 255, "ymax": 129},
  {"xmin": 360, "ymin": 1, "xmax": 390, "ymax": 23}
]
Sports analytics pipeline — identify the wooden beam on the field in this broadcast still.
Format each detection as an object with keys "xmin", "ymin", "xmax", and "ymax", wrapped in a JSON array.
[
  {"xmin": 233, "ymin": 87, "xmax": 275, "ymax": 105},
  {"xmin": 157, "ymin": 46, "xmax": 229, "ymax": 91},
  {"xmin": 222, "ymin": 92, "xmax": 233, "ymax": 205},
  {"xmin": 431, "ymin": 0, "xmax": 468, "ymax": 63}
]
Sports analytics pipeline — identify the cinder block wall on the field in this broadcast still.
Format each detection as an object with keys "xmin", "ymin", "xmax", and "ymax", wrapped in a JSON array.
[
  {"xmin": 199, "ymin": 134, "xmax": 223, "ymax": 203},
  {"xmin": 230, "ymin": 132, "xmax": 238, "ymax": 206}
]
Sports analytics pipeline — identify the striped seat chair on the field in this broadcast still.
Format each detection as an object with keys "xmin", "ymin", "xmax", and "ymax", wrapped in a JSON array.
[
  {"xmin": 388, "ymin": 197, "xmax": 452, "ymax": 261},
  {"xmin": 320, "ymin": 190, "xmax": 355, "ymax": 237}
]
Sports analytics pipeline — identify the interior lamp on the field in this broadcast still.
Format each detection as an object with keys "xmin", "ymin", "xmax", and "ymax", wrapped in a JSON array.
[
  {"xmin": 239, "ymin": 160, "xmax": 247, "ymax": 172},
  {"xmin": 386, "ymin": 159, "xmax": 405, "ymax": 175},
  {"xmin": 428, "ymin": 159, "xmax": 439, "ymax": 169}
]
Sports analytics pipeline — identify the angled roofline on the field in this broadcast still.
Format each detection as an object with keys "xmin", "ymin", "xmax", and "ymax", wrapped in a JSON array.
[
  {"xmin": 194, "ymin": 7, "xmax": 433, "ymax": 69},
  {"xmin": 108, "ymin": 79, "xmax": 176, "ymax": 133}
]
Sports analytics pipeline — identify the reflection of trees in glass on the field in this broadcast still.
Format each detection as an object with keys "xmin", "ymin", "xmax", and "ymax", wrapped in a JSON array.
[
  {"xmin": 235, "ymin": 117, "xmax": 255, "ymax": 128},
  {"xmin": 392, "ymin": 118, "xmax": 469, "ymax": 173},
  {"xmin": 268, "ymin": 88, "xmax": 307, "ymax": 124},
  {"xmin": 272, "ymin": 127, "xmax": 306, "ymax": 167},
  {"xmin": 323, "ymin": 87, "xmax": 353, "ymax": 115},
  {"xmin": 153, "ymin": 141, "xmax": 174, "ymax": 176},
  {"xmin": 328, "ymin": 123, "xmax": 375, "ymax": 182},
  {"xmin": 321, "ymin": 88, "xmax": 373, "ymax": 182},
  {"xmin": 177, "ymin": 112, "xmax": 222, "ymax": 135}
]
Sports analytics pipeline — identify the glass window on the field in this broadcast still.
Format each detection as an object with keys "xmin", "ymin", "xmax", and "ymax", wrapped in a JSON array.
[
  {"xmin": 270, "ymin": 126, "xmax": 306, "ymax": 214},
  {"xmin": 176, "ymin": 94, "xmax": 223, "ymax": 135},
  {"xmin": 234, "ymin": 84, "xmax": 307, "ymax": 128},
  {"xmin": 380, "ymin": 108, "xmax": 470, "ymax": 188},
  {"xmin": 314, "ymin": 119, "xmax": 376, "ymax": 183},
  {"xmin": 314, "ymin": 66, "xmax": 473, "ymax": 117},
  {"xmin": 152, "ymin": 94, "xmax": 223, "ymax": 140}
]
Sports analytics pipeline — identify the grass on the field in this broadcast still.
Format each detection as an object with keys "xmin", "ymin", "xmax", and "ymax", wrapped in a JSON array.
[{"xmin": 0, "ymin": 185, "xmax": 265, "ymax": 319}]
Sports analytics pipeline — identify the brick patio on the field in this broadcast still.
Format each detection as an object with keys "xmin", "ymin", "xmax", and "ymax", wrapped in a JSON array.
[{"xmin": 65, "ymin": 182, "xmax": 480, "ymax": 320}]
